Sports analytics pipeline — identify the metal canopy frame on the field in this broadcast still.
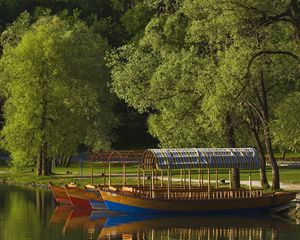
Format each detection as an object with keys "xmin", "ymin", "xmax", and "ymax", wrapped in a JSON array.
[{"xmin": 143, "ymin": 148, "xmax": 261, "ymax": 170}]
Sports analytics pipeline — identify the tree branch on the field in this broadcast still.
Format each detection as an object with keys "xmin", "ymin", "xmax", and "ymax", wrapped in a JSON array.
[
  {"xmin": 236, "ymin": 50, "xmax": 300, "ymax": 98},
  {"xmin": 244, "ymin": 100, "xmax": 264, "ymax": 124},
  {"xmin": 266, "ymin": 85, "xmax": 274, "ymax": 93}
]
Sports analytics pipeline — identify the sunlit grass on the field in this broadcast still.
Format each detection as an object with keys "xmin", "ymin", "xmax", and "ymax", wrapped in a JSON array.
[{"xmin": 1, "ymin": 159, "xmax": 300, "ymax": 188}]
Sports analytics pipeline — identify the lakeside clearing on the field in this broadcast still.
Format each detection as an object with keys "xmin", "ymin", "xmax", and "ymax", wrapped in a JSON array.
[{"xmin": 1, "ymin": 161, "xmax": 300, "ymax": 191}]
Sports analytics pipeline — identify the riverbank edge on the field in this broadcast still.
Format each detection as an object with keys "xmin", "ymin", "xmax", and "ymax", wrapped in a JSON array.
[
  {"xmin": 1, "ymin": 177, "xmax": 50, "ymax": 190},
  {"xmin": 1, "ymin": 175, "xmax": 300, "ymax": 221}
]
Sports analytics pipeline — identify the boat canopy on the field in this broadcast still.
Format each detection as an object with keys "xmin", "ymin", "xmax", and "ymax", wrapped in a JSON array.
[
  {"xmin": 89, "ymin": 150, "xmax": 145, "ymax": 164},
  {"xmin": 143, "ymin": 148, "xmax": 261, "ymax": 170}
]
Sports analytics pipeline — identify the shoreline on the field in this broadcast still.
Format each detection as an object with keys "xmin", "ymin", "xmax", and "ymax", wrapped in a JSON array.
[
  {"xmin": 1, "ymin": 177, "xmax": 50, "ymax": 190},
  {"xmin": 2, "ymin": 174, "xmax": 300, "ymax": 193},
  {"xmin": 1, "ymin": 177, "xmax": 299, "ymax": 220}
]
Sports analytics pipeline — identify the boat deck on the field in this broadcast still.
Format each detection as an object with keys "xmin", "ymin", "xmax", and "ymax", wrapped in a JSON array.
[{"xmin": 103, "ymin": 185, "xmax": 263, "ymax": 200}]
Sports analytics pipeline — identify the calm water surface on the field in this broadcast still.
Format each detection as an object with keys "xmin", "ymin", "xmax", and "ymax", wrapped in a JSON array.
[{"xmin": 0, "ymin": 184, "xmax": 299, "ymax": 240}]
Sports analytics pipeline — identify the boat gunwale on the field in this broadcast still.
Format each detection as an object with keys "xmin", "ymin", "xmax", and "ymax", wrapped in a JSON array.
[{"xmin": 99, "ymin": 188, "xmax": 296, "ymax": 203}]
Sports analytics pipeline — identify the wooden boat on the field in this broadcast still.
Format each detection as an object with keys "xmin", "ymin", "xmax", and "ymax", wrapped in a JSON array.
[
  {"xmin": 65, "ymin": 184, "xmax": 92, "ymax": 209},
  {"xmin": 100, "ymin": 187, "xmax": 296, "ymax": 214},
  {"xmin": 99, "ymin": 148, "xmax": 297, "ymax": 214},
  {"xmin": 84, "ymin": 184, "xmax": 106, "ymax": 210},
  {"xmin": 49, "ymin": 182, "xmax": 70, "ymax": 204}
]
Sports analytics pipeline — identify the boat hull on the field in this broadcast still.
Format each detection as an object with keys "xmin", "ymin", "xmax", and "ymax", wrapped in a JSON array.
[
  {"xmin": 85, "ymin": 188, "xmax": 105, "ymax": 210},
  {"xmin": 100, "ymin": 190, "xmax": 296, "ymax": 214},
  {"xmin": 65, "ymin": 186, "xmax": 92, "ymax": 209},
  {"xmin": 49, "ymin": 184, "xmax": 70, "ymax": 204}
]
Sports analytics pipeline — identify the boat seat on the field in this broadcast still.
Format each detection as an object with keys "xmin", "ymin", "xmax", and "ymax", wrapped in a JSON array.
[
  {"xmin": 122, "ymin": 187, "xmax": 133, "ymax": 192},
  {"xmin": 108, "ymin": 186, "xmax": 117, "ymax": 191}
]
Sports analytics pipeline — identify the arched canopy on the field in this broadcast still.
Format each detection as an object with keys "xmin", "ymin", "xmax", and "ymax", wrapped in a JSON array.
[
  {"xmin": 89, "ymin": 150, "xmax": 145, "ymax": 164},
  {"xmin": 143, "ymin": 148, "xmax": 261, "ymax": 170}
]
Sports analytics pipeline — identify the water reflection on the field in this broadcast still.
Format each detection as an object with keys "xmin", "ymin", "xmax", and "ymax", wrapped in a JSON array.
[
  {"xmin": 48, "ymin": 205, "xmax": 300, "ymax": 240},
  {"xmin": 98, "ymin": 215, "xmax": 298, "ymax": 240},
  {"xmin": 0, "ymin": 184, "xmax": 299, "ymax": 240}
]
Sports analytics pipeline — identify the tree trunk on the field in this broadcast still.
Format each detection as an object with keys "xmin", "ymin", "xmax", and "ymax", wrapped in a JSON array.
[
  {"xmin": 251, "ymin": 127, "xmax": 270, "ymax": 188},
  {"xmin": 282, "ymin": 149, "xmax": 287, "ymax": 161},
  {"xmin": 36, "ymin": 149, "xmax": 42, "ymax": 175},
  {"xmin": 46, "ymin": 158, "xmax": 52, "ymax": 175},
  {"xmin": 57, "ymin": 153, "xmax": 63, "ymax": 167},
  {"xmin": 247, "ymin": 107, "xmax": 270, "ymax": 188},
  {"xmin": 225, "ymin": 113, "xmax": 240, "ymax": 189},
  {"xmin": 247, "ymin": 71, "xmax": 280, "ymax": 189},
  {"xmin": 258, "ymin": 71, "xmax": 279, "ymax": 189},
  {"xmin": 64, "ymin": 155, "xmax": 71, "ymax": 167},
  {"xmin": 41, "ymin": 143, "xmax": 47, "ymax": 176},
  {"xmin": 37, "ymin": 77, "xmax": 51, "ymax": 176},
  {"xmin": 263, "ymin": 125, "xmax": 280, "ymax": 189}
]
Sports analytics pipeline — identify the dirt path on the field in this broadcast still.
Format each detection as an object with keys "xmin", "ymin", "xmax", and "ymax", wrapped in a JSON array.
[{"xmin": 240, "ymin": 180, "xmax": 300, "ymax": 192}]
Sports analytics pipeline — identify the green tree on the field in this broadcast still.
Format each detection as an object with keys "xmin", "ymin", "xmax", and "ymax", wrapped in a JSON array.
[
  {"xmin": 108, "ymin": 1, "xmax": 247, "ymax": 188},
  {"xmin": 109, "ymin": 0, "xmax": 300, "ymax": 189},
  {"xmin": 272, "ymin": 92, "xmax": 300, "ymax": 152},
  {"xmin": 0, "ymin": 14, "xmax": 116, "ymax": 175},
  {"xmin": 209, "ymin": 0, "xmax": 300, "ymax": 189}
]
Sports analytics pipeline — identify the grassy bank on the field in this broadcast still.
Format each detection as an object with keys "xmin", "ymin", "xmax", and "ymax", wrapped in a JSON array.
[{"xmin": 0, "ymin": 161, "xmax": 300, "ymax": 188}]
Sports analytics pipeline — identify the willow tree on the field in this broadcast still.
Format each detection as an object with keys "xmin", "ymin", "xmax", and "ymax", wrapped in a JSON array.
[
  {"xmin": 109, "ymin": 0, "xmax": 300, "ymax": 189},
  {"xmin": 272, "ymin": 92, "xmax": 300, "ymax": 152},
  {"xmin": 108, "ymin": 1, "xmax": 247, "ymax": 188},
  {"xmin": 0, "ymin": 13, "xmax": 116, "ymax": 175}
]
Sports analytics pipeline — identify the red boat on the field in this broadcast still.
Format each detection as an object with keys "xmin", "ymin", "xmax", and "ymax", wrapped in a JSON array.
[
  {"xmin": 49, "ymin": 182, "xmax": 70, "ymax": 204},
  {"xmin": 65, "ymin": 184, "xmax": 92, "ymax": 209}
]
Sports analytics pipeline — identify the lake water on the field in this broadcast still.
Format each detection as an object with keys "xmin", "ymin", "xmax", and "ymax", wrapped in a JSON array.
[{"xmin": 0, "ymin": 184, "xmax": 299, "ymax": 240}]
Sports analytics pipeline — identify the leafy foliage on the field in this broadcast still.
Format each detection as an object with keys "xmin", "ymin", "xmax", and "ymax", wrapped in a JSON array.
[
  {"xmin": 0, "ymin": 14, "xmax": 116, "ymax": 170},
  {"xmin": 272, "ymin": 92, "xmax": 300, "ymax": 152}
]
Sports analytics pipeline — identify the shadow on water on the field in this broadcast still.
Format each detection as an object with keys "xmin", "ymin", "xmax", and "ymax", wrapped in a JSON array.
[{"xmin": 0, "ymin": 184, "xmax": 300, "ymax": 240}]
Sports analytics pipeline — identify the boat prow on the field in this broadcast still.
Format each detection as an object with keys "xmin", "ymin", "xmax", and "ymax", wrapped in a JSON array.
[
  {"xmin": 49, "ymin": 182, "xmax": 70, "ymax": 204},
  {"xmin": 65, "ymin": 184, "xmax": 92, "ymax": 209},
  {"xmin": 84, "ymin": 185, "xmax": 105, "ymax": 210}
]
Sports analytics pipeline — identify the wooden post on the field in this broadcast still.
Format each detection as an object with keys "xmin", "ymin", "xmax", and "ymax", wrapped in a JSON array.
[
  {"xmin": 249, "ymin": 169, "xmax": 252, "ymax": 191},
  {"xmin": 216, "ymin": 168, "xmax": 218, "ymax": 189},
  {"xmin": 167, "ymin": 168, "xmax": 170, "ymax": 199},
  {"xmin": 208, "ymin": 168, "xmax": 211, "ymax": 199},
  {"xmin": 201, "ymin": 168, "xmax": 204, "ymax": 187},
  {"xmin": 180, "ymin": 169, "xmax": 183, "ymax": 186},
  {"xmin": 108, "ymin": 162, "xmax": 111, "ymax": 186},
  {"xmin": 189, "ymin": 169, "xmax": 192, "ymax": 198},
  {"xmin": 183, "ymin": 169, "xmax": 186, "ymax": 189},
  {"xmin": 188, "ymin": 169, "xmax": 192, "ymax": 190},
  {"xmin": 229, "ymin": 169, "xmax": 232, "ymax": 189},
  {"xmin": 161, "ymin": 170, "xmax": 163, "ymax": 187},
  {"xmin": 123, "ymin": 163, "xmax": 126, "ymax": 186},
  {"xmin": 198, "ymin": 168, "xmax": 201, "ymax": 187},
  {"xmin": 137, "ymin": 164, "xmax": 140, "ymax": 187},
  {"xmin": 170, "ymin": 169, "xmax": 172, "ymax": 188},
  {"xmin": 103, "ymin": 161, "xmax": 106, "ymax": 186},
  {"xmin": 149, "ymin": 169, "xmax": 152, "ymax": 195},
  {"xmin": 142, "ymin": 170, "xmax": 145, "ymax": 187},
  {"xmin": 151, "ymin": 168, "xmax": 155, "ymax": 198},
  {"xmin": 90, "ymin": 155, "xmax": 93, "ymax": 185}
]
